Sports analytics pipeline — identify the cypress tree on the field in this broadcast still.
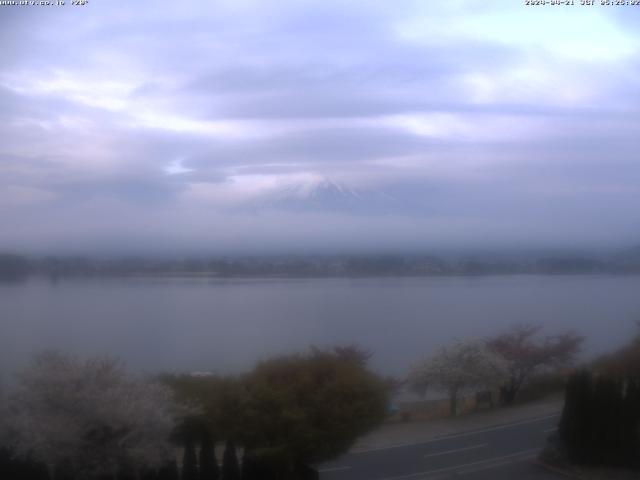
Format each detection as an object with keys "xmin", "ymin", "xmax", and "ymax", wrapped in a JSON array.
[
  {"xmin": 609, "ymin": 378, "xmax": 625, "ymax": 465},
  {"xmin": 559, "ymin": 369, "xmax": 593, "ymax": 464},
  {"xmin": 222, "ymin": 440, "xmax": 240, "ymax": 480},
  {"xmin": 591, "ymin": 377, "xmax": 622, "ymax": 465},
  {"xmin": 240, "ymin": 450, "xmax": 259, "ymax": 480},
  {"xmin": 140, "ymin": 466, "xmax": 159, "ymax": 480},
  {"xmin": 33, "ymin": 460, "xmax": 50, "ymax": 480},
  {"xmin": 117, "ymin": 462, "xmax": 137, "ymax": 480},
  {"xmin": 157, "ymin": 459, "xmax": 179, "ymax": 480},
  {"xmin": 240, "ymin": 450, "xmax": 280, "ymax": 480},
  {"xmin": 199, "ymin": 431, "xmax": 219, "ymax": 480},
  {"xmin": 622, "ymin": 378, "xmax": 640, "ymax": 466},
  {"xmin": 294, "ymin": 461, "xmax": 319, "ymax": 480},
  {"xmin": 631, "ymin": 378, "xmax": 640, "ymax": 465},
  {"xmin": 8, "ymin": 454, "xmax": 49, "ymax": 480},
  {"xmin": 53, "ymin": 459, "xmax": 75, "ymax": 480},
  {"xmin": 0, "ymin": 448, "xmax": 13, "ymax": 480},
  {"xmin": 183, "ymin": 439, "xmax": 199, "ymax": 480}
]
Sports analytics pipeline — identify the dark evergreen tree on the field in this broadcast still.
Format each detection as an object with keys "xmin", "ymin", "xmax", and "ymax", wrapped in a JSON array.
[
  {"xmin": 1, "ymin": 451, "xmax": 48, "ymax": 480},
  {"xmin": 0, "ymin": 448, "xmax": 13, "ymax": 480},
  {"xmin": 559, "ymin": 369, "xmax": 593, "ymax": 464},
  {"xmin": 35, "ymin": 461, "xmax": 50, "ymax": 480},
  {"xmin": 622, "ymin": 379, "xmax": 640, "ymax": 466},
  {"xmin": 590, "ymin": 377, "xmax": 622, "ymax": 465},
  {"xmin": 157, "ymin": 459, "xmax": 179, "ymax": 480},
  {"xmin": 222, "ymin": 440, "xmax": 240, "ymax": 480},
  {"xmin": 240, "ymin": 450, "xmax": 259, "ymax": 480},
  {"xmin": 183, "ymin": 439, "xmax": 199, "ymax": 480},
  {"xmin": 239, "ymin": 450, "xmax": 281, "ymax": 480},
  {"xmin": 609, "ymin": 378, "xmax": 625, "ymax": 465},
  {"xmin": 116, "ymin": 463, "xmax": 138, "ymax": 480},
  {"xmin": 558, "ymin": 370, "xmax": 640, "ymax": 468},
  {"xmin": 199, "ymin": 431, "xmax": 219, "ymax": 480},
  {"xmin": 140, "ymin": 466, "xmax": 160, "ymax": 480},
  {"xmin": 294, "ymin": 461, "xmax": 319, "ymax": 480},
  {"xmin": 53, "ymin": 459, "xmax": 76, "ymax": 480}
]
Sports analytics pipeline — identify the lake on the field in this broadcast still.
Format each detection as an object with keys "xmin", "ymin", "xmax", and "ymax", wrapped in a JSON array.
[{"xmin": 1, "ymin": 275, "xmax": 639, "ymax": 379}]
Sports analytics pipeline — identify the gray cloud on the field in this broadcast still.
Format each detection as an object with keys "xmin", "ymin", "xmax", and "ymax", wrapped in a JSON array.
[{"xmin": 1, "ymin": 0, "xmax": 640, "ymax": 253}]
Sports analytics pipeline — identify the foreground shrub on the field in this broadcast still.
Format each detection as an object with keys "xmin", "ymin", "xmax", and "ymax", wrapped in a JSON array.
[{"xmin": 558, "ymin": 369, "xmax": 640, "ymax": 467}]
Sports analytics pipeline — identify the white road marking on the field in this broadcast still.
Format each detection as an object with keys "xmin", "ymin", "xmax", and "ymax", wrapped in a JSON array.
[
  {"xmin": 457, "ymin": 451, "xmax": 539, "ymax": 475},
  {"xmin": 318, "ymin": 466, "xmax": 351, "ymax": 473},
  {"xmin": 352, "ymin": 413, "xmax": 560, "ymax": 454},
  {"xmin": 377, "ymin": 448, "xmax": 540, "ymax": 480},
  {"xmin": 423, "ymin": 443, "xmax": 487, "ymax": 458}
]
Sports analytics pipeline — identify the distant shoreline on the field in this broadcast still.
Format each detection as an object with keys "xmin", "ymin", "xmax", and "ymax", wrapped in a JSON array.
[
  {"xmin": 5, "ymin": 270, "xmax": 640, "ymax": 282},
  {"xmin": 3, "ymin": 252, "xmax": 640, "ymax": 280}
]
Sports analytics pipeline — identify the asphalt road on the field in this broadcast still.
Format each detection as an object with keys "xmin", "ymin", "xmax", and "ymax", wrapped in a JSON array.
[{"xmin": 318, "ymin": 413, "xmax": 565, "ymax": 480}]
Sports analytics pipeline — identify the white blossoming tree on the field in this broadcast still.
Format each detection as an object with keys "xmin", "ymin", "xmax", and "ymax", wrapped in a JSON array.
[
  {"xmin": 409, "ymin": 339, "xmax": 510, "ymax": 416},
  {"xmin": 3, "ymin": 352, "xmax": 186, "ymax": 480}
]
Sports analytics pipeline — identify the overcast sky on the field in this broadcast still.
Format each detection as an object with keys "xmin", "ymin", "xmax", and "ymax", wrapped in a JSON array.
[{"xmin": 1, "ymin": 0, "xmax": 640, "ymax": 254}]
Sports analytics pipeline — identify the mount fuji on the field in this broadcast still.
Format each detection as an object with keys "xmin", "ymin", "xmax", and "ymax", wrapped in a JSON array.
[{"xmin": 244, "ymin": 177, "xmax": 411, "ymax": 215}]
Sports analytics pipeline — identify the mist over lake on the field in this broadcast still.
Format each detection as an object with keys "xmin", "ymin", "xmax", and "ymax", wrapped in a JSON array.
[{"xmin": 2, "ymin": 274, "xmax": 639, "ymax": 379}]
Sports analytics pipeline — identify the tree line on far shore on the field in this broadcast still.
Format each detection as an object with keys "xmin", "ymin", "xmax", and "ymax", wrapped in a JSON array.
[{"xmin": 4, "ymin": 250, "xmax": 640, "ymax": 280}]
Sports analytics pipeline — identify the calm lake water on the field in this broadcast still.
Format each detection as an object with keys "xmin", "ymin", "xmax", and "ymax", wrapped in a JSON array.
[{"xmin": 1, "ymin": 275, "xmax": 639, "ymax": 378}]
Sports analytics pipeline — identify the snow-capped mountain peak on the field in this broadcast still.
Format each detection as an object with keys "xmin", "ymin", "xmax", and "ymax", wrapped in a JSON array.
[{"xmin": 245, "ymin": 176, "xmax": 404, "ymax": 214}]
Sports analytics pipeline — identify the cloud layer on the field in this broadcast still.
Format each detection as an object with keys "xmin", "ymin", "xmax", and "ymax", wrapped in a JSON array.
[{"xmin": 1, "ymin": 0, "xmax": 640, "ymax": 253}]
